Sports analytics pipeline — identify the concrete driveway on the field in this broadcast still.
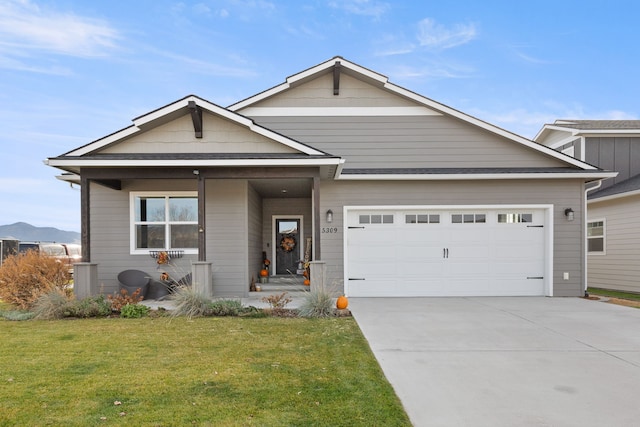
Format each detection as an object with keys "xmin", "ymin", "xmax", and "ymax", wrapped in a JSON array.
[{"xmin": 349, "ymin": 297, "xmax": 640, "ymax": 427}]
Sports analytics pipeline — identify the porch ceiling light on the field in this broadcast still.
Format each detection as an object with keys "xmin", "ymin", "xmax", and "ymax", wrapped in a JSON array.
[
  {"xmin": 564, "ymin": 208, "xmax": 574, "ymax": 221},
  {"xmin": 326, "ymin": 209, "xmax": 333, "ymax": 223}
]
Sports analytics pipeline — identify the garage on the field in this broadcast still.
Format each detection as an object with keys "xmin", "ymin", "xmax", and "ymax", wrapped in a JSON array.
[{"xmin": 345, "ymin": 206, "xmax": 550, "ymax": 297}]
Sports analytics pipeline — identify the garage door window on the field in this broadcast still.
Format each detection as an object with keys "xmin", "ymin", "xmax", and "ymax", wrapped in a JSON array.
[
  {"xmin": 359, "ymin": 214, "xmax": 394, "ymax": 224},
  {"xmin": 452, "ymin": 213, "xmax": 486, "ymax": 224},
  {"xmin": 405, "ymin": 214, "xmax": 440, "ymax": 224},
  {"xmin": 498, "ymin": 213, "xmax": 533, "ymax": 223},
  {"xmin": 587, "ymin": 220, "xmax": 605, "ymax": 253}
]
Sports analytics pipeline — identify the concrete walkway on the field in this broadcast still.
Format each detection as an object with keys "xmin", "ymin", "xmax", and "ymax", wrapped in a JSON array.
[{"xmin": 349, "ymin": 297, "xmax": 640, "ymax": 427}]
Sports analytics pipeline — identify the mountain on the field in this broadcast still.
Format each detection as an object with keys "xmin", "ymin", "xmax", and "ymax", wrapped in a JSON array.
[{"xmin": 0, "ymin": 222, "xmax": 80, "ymax": 243}]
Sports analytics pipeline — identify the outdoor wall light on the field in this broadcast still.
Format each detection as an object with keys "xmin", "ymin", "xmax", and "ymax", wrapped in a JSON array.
[
  {"xmin": 564, "ymin": 208, "xmax": 575, "ymax": 221},
  {"xmin": 326, "ymin": 209, "xmax": 333, "ymax": 223}
]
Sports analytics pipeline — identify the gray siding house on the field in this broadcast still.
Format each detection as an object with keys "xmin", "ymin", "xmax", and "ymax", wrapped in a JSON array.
[
  {"xmin": 536, "ymin": 120, "xmax": 640, "ymax": 293},
  {"xmin": 47, "ymin": 57, "xmax": 615, "ymax": 298}
]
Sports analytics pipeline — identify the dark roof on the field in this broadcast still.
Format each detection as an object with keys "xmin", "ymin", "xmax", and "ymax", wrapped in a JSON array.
[
  {"xmin": 341, "ymin": 167, "xmax": 605, "ymax": 175},
  {"xmin": 589, "ymin": 173, "xmax": 640, "ymax": 200},
  {"xmin": 551, "ymin": 120, "xmax": 640, "ymax": 130}
]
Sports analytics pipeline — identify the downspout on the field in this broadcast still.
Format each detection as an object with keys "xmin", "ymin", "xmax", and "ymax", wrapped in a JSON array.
[{"xmin": 583, "ymin": 179, "xmax": 602, "ymax": 296}]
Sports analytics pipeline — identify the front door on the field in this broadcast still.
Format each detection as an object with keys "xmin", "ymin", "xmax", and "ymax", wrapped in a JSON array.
[{"xmin": 274, "ymin": 217, "xmax": 301, "ymax": 275}]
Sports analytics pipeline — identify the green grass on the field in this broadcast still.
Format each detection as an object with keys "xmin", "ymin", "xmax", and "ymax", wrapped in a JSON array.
[
  {"xmin": 0, "ymin": 316, "xmax": 410, "ymax": 426},
  {"xmin": 588, "ymin": 287, "xmax": 640, "ymax": 302}
]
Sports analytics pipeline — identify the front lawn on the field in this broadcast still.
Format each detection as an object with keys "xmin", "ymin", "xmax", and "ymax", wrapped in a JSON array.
[{"xmin": 0, "ymin": 316, "xmax": 410, "ymax": 426}]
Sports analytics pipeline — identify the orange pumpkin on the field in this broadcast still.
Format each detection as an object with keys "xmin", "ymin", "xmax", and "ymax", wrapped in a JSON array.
[
  {"xmin": 303, "ymin": 279, "xmax": 310, "ymax": 286},
  {"xmin": 336, "ymin": 295, "xmax": 348, "ymax": 310},
  {"xmin": 260, "ymin": 269, "xmax": 269, "ymax": 277}
]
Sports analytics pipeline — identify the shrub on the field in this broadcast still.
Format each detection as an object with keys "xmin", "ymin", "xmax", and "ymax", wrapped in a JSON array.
[
  {"xmin": 67, "ymin": 294, "xmax": 112, "ymax": 318},
  {"xmin": 107, "ymin": 288, "xmax": 143, "ymax": 312},
  {"xmin": 0, "ymin": 309, "xmax": 35, "ymax": 321},
  {"xmin": 298, "ymin": 289, "xmax": 334, "ymax": 318},
  {"xmin": 33, "ymin": 290, "xmax": 71, "ymax": 320},
  {"xmin": 209, "ymin": 299, "xmax": 243, "ymax": 316},
  {"xmin": 120, "ymin": 303, "xmax": 150, "ymax": 318},
  {"xmin": 0, "ymin": 250, "xmax": 72, "ymax": 309},
  {"xmin": 170, "ymin": 286, "xmax": 211, "ymax": 318}
]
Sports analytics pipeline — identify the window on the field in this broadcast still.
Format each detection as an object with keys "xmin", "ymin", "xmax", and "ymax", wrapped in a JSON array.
[
  {"xmin": 587, "ymin": 220, "xmax": 605, "ymax": 253},
  {"xmin": 498, "ymin": 213, "xmax": 533, "ymax": 224},
  {"xmin": 405, "ymin": 214, "xmax": 440, "ymax": 224},
  {"xmin": 131, "ymin": 192, "xmax": 198, "ymax": 253},
  {"xmin": 452, "ymin": 213, "xmax": 486, "ymax": 224},
  {"xmin": 359, "ymin": 214, "xmax": 394, "ymax": 224}
]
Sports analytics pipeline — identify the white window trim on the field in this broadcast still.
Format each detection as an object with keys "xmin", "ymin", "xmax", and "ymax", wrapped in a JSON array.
[
  {"xmin": 587, "ymin": 218, "xmax": 606, "ymax": 255},
  {"xmin": 130, "ymin": 191, "xmax": 198, "ymax": 255}
]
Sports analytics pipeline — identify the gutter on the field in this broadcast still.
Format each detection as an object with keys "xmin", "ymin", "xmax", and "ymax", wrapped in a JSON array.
[{"xmin": 584, "ymin": 180, "xmax": 603, "ymax": 296}]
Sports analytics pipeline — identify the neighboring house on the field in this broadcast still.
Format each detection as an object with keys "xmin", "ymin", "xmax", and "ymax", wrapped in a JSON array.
[
  {"xmin": 536, "ymin": 120, "xmax": 640, "ymax": 293},
  {"xmin": 46, "ymin": 57, "xmax": 615, "ymax": 298}
]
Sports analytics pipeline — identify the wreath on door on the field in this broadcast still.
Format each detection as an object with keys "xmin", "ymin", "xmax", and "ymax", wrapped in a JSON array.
[{"xmin": 280, "ymin": 235, "xmax": 296, "ymax": 252}]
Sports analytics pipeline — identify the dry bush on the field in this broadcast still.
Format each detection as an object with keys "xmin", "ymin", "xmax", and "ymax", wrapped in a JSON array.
[
  {"xmin": 107, "ymin": 288, "xmax": 143, "ymax": 312},
  {"xmin": 0, "ymin": 250, "xmax": 72, "ymax": 309}
]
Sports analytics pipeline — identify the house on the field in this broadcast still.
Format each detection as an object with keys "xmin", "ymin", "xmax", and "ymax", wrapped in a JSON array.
[
  {"xmin": 46, "ymin": 57, "xmax": 615, "ymax": 298},
  {"xmin": 535, "ymin": 120, "xmax": 640, "ymax": 293}
]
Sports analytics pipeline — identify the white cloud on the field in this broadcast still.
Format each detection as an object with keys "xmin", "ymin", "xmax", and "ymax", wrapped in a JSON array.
[
  {"xmin": 328, "ymin": 0, "xmax": 390, "ymax": 19},
  {"xmin": 0, "ymin": 0, "xmax": 121, "ymax": 58},
  {"xmin": 417, "ymin": 18, "xmax": 477, "ymax": 50}
]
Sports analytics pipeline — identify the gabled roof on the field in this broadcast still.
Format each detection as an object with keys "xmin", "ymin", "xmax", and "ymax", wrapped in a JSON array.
[
  {"xmin": 535, "ymin": 119, "xmax": 640, "ymax": 144},
  {"xmin": 229, "ymin": 56, "xmax": 600, "ymax": 172},
  {"xmin": 59, "ymin": 95, "xmax": 328, "ymax": 157}
]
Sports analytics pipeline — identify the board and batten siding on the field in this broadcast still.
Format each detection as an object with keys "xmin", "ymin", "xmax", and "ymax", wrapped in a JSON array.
[
  {"xmin": 89, "ymin": 179, "xmax": 198, "ymax": 294},
  {"xmin": 319, "ymin": 179, "xmax": 586, "ymax": 297},
  {"xmin": 585, "ymin": 137, "xmax": 640, "ymax": 189},
  {"xmin": 252, "ymin": 115, "xmax": 567, "ymax": 170},
  {"xmin": 588, "ymin": 195, "xmax": 640, "ymax": 293},
  {"xmin": 100, "ymin": 112, "xmax": 298, "ymax": 154}
]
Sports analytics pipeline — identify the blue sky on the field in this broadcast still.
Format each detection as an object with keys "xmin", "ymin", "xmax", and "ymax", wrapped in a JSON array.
[{"xmin": 1, "ymin": 0, "xmax": 638, "ymax": 232}]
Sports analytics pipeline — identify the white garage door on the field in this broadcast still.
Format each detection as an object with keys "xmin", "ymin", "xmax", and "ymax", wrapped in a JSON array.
[{"xmin": 346, "ymin": 208, "xmax": 547, "ymax": 297}]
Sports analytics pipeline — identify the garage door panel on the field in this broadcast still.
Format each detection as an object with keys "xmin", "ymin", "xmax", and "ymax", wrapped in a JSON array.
[{"xmin": 347, "ymin": 208, "xmax": 547, "ymax": 297}]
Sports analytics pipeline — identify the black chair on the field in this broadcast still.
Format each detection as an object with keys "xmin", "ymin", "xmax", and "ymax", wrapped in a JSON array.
[{"xmin": 117, "ymin": 270, "xmax": 150, "ymax": 299}]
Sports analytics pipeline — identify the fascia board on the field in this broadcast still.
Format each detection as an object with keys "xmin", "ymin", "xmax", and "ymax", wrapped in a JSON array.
[
  {"xmin": 228, "ymin": 82, "xmax": 290, "ymax": 111},
  {"xmin": 336, "ymin": 172, "xmax": 618, "ymax": 181},
  {"xmin": 577, "ymin": 130, "xmax": 640, "ymax": 136},
  {"xmin": 66, "ymin": 126, "xmax": 139, "ymax": 156},
  {"xmin": 229, "ymin": 57, "xmax": 387, "ymax": 111},
  {"xmin": 588, "ymin": 188, "xmax": 640, "ymax": 203},
  {"xmin": 533, "ymin": 125, "xmax": 577, "ymax": 142},
  {"xmin": 64, "ymin": 95, "xmax": 323, "ymax": 157},
  {"xmin": 45, "ymin": 158, "xmax": 343, "ymax": 168}
]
